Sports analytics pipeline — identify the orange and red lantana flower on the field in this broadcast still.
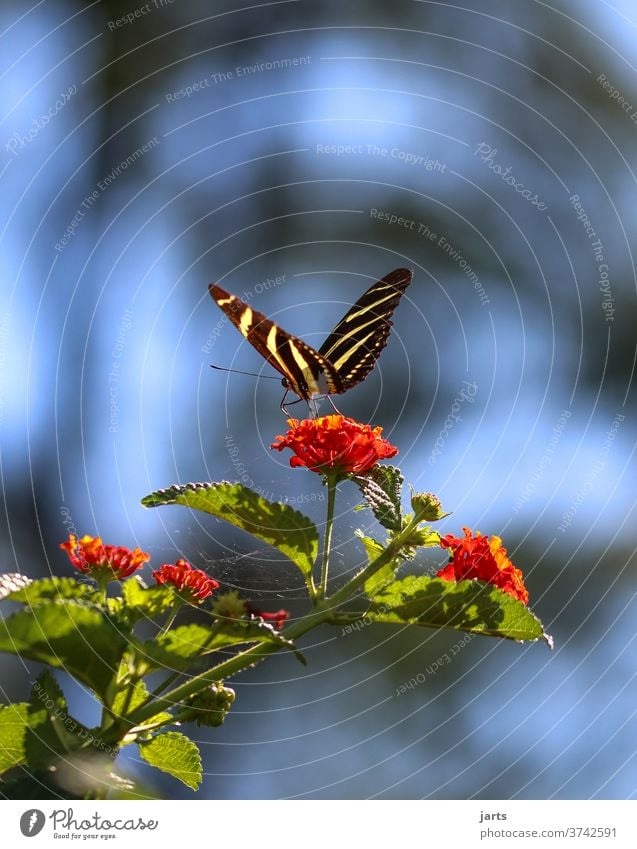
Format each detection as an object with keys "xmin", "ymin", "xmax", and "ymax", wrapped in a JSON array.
[
  {"xmin": 153, "ymin": 559, "xmax": 219, "ymax": 603},
  {"xmin": 437, "ymin": 527, "xmax": 529, "ymax": 605},
  {"xmin": 271, "ymin": 415, "xmax": 398, "ymax": 475},
  {"xmin": 60, "ymin": 534, "xmax": 149, "ymax": 580}
]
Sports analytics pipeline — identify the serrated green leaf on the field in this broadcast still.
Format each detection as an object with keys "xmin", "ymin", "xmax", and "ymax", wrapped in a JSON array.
[
  {"xmin": 354, "ymin": 465, "xmax": 404, "ymax": 531},
  {"xmin": 138, "ymin": 731, "xmax": 202, "ymax": 790},
  {"xmin": 30, "ymin": 670, "xmax": 65, "ymax": 714},
  {"xmin": 0, "ymin": 702, "xmax": 29, "ymax": 775},
  {"xmin": 121, "ymin": 577, "xmax": 176, "ymax": 622},
  {"xmin": 0, "ymin": 600, "xmax": 128, "ymax": 698},
  {"xmin": 141, "ymin": 482, "xmax": 318, "ymax": 588},
  {"xmin": 349, "ymin": 575, "xmax": 550, "ymax": 644},
  {"xmin": 140, "ymin": 619, "xmax": 303, "ymax": 671},
  {"xmin": 142, "ymin": 623, "xmax": 218, "ymax": 667},
  {"xmin": 25, "ymin": 671, "xmax": 86, "ymax": 771},
  {"xmin": 4, "ymin": 576, "xmax": 93, "ymax": 604},
  {"xmin": 354, "ymin": 532, "xmax": 400, "ymax": 598}
]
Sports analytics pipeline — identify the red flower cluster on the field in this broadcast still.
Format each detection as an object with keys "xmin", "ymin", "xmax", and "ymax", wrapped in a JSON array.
[
  {"xmin": 248, "ymin": 607, "xmax": 289, "ymax": 631},
  {"xmin": 437, "ymin": 527, "xmax": 529, "ymax": 605},
  {"xmin": 271, "ymin": 415, "xmax": 398, "ymax": 475},
  {"xmin": 60, "ymin": 534, "xmax": 149, "ymax": 580},
  {"xmin": 153, "ymin": 559, "xmax": 219, "ymax": 603}
]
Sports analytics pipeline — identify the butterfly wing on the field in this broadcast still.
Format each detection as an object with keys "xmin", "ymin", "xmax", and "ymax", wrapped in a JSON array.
[
  {"xmin": 318, "ymin": 267, "xmax": 413, "ymax": 391},
  {"xmin": 209, "ymin": 284, "xmax": 340, "ymax": 401}
]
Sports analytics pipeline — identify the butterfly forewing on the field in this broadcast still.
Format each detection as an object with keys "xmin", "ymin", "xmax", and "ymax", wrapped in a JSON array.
[
  {"xmin": 318, "ymin": 267, "xmax": 413, "ymax": 390},
  {"xmin": 209, "ymin": 284, "xmax": 339, "ymax": 401},
  {"xmin": 209, "ymin": 267, "xmax": 411, "ymax": 403}
]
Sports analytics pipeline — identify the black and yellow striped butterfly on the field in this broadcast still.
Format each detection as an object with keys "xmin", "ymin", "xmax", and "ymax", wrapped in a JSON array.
[{"xmin": 209, "ymin": 267, "xmax": 412, "ymax": 412}]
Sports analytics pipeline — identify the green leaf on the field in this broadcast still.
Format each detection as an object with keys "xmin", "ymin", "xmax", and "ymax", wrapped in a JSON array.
[
  {"xmin": 138, "ymin": 731, "xmax": 202, "ymax": 790},
  {"xmin": 354, "ymin": 465, "xmax": 404, "ymax": 531},
  {"xmin": 25, "ymin": 672, "xmax": 86, "ymax": 771},
  {"xmin": 2, "ymin": 576, "xmax": 93, "ymax": 604},
  {"xmin": 112, "ymin": 678, "xmax": 152, "ymax": 719},
  {"xmin": 111, "ymin": 678, "xmax": 173, "ymax": 742},
  {"xmin": 0, "ymin": 574, "xmax": 33, "ymax": 601},
  {"xmin": 351, "ymin": 575, "xmax": 551, "ymax": 644},
  {"xmin": 0, "ymin": 600, "xmax": 128, "ymax": 698},
  {"xmin": 121, "ymin": 577, "xmax": 176, "ymax": 622},
  {"xmin": 140, "ymin": 619, "xmax": 304, "ymax": 671},
  {"xmin": 389, "ymin": 521, "xmax": 440, "ymax": 559},
  {"xmin": 355, "ymin": 532, "xmax": 400, "ymax": 598},
  {"xmin": 0, "ymin": 702, "xmax": 29, "ymax": 774},
  {"xmin": 134, "ymin": 711, "xmax": 174, "ymax": 732},
  {"xmin": 141, "ymin": 482, "xmax": 319, "ymax": 589}
]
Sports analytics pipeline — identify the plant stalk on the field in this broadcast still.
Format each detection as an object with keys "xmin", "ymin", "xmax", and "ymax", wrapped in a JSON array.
[
  {"xmin": 318, "ymin": 475, "xmax": 337, "ymax": 600},
  {"xmin": 104, "ymin": 514, "xmax": 422, "ymax": 741}
]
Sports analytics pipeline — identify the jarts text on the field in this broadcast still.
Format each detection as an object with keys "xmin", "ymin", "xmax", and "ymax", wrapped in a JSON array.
[{"xmin": 479, "ymin": 811, "xmax": 507, "ymax": 823}]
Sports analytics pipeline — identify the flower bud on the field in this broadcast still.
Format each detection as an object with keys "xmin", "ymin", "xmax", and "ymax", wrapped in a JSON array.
[
  {"xmin": 410, "ymin": 489, "xmax": 447, "ymax": 521},
  {"xmin": 211, "ymin": 591, "xmax": 248, "ymax": 621},
  {"xmin": 181, "ymin": 683, "xmax": 236, "ymax": 727}
]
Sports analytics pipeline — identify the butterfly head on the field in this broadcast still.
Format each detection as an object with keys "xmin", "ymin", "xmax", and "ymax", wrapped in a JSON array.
[{"xmin": 281, "ymin": 375, "xmax": 309, "ymax": 397}]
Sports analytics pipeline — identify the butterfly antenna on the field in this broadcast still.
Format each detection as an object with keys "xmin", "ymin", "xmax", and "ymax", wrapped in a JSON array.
[{"xmin": 210, "ymin": 364, "xmax": 280, "ymax": 380}]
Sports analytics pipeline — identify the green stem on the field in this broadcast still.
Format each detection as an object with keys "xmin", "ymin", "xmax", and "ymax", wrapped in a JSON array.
[
  {"xmin": 328, "ymin": 513, "xmax": 422, "ymax": 608},
  {"xmin": 150, "ymin": 670, "xmax": 181, "ymax": 699},
  {"xmin": 106, "ymin": 607, "xmax": 329, "ymax": 739},
  {"xmin": 95, "ymin": 576, "xmax": 109, "ymax": 606},
  {"xmin": 103, "ymin": 514, "xmax": 422, "ymax": 743},
  {"xmin": 158, "ymin": 609, "xmax": 179, "ymax": 638},
  {"xmin": 318, "ymin": 475, "xmax": 337, "ymax": 600},
  {"xmin": 126, "ymin": 714, "xmax": 177, "ymax": 737}
]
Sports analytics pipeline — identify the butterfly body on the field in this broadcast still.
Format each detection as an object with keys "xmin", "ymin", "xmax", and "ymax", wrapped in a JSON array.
[{"xmin": 209, "ymin": 267, "xmax": 412, "ymax": 408}]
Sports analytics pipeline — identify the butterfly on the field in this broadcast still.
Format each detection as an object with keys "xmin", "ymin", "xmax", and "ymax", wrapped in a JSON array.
[{"xmin": 209, "ymin": 267, "xmax": 413, "ymax": 413}]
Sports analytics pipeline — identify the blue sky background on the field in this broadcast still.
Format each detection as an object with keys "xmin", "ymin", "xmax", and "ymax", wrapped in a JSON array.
[{"xmin": 0, "ymin": 0, "xmax": 636, "ymax": 799}]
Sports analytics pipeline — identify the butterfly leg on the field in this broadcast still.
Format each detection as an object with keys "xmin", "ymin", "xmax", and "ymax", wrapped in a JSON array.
[
  {"xmin": 280, "ymin": 392, "xmax": 328, "ymax": 419},
  {"xmin": 280, "ymin": 390, "xmax": 291, "ymax": 416},
  {"xmin": 280, "ymin": 391, "xmax": 308, "ymax": 417}
]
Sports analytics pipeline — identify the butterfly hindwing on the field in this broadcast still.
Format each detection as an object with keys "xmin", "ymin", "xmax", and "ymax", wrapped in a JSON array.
[{"xmin": 318, "ymin": 267, "xmax": 413, "ymax": 390}]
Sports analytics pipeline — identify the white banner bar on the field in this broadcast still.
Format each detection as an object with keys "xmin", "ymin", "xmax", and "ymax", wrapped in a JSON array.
[{"xmin": 1, "ymin": 800, "xmax": 635, "ymax": 848}]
